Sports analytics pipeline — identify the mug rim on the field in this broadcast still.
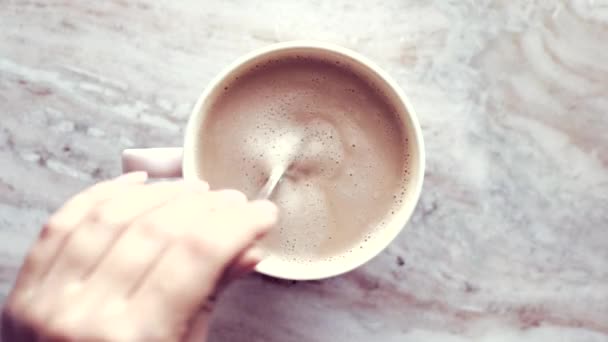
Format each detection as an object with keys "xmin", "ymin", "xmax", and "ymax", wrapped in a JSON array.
[{"xmin": 183, "ymin": 40, "xmax": 425, "ymax": 280}]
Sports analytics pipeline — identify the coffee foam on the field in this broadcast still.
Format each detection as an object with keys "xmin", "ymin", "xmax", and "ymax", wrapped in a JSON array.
[{"xmin": 198, "ymin": 57, "xmax": 409, "ymax": 262}]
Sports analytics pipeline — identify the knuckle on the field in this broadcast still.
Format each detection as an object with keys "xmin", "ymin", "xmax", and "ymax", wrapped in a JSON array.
[
  {"xmin": 135, "ymin": 216, "xmax": 167, "ymax": 238},
  {"xmin": 181, "ymin": 233, "xmax": 225, "ymax": 260},
  {"xmin": 63, "ymin": 237, "xmax": 92, "ymax": 267},
  {"xmin": 21, "ymin": 248, "xmax": 42, "ymax": 274},
  {"xmin": 11, "ymin": 305, "xmax": 49, "ymax": 338},
  {"xmin": 46, "ymin": 319, "xmax": 80, "ymax": 341},
  {"xmin": 40, "ymin": 219, "xmax": 67, "ymax": 240},
  {"xmin": 2, "ymin": 300, "xmax": 22, "ymax": 323},
  {"xmin": 87, "ymin": 205, "xmax": 112, "ymax": 224},
  {"xmin": 81, "ymin": 324, "xmax": 125, "ymax": 342}
]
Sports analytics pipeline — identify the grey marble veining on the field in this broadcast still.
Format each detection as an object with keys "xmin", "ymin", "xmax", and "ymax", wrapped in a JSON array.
[{"xmin": 1, "ymin": 1, "xmax": 607, "ymax": 341}]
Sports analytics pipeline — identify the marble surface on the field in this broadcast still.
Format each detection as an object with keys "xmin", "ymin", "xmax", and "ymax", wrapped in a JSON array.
[{"xmin": 1, "ymin": 0, "xmax": 607, "ymax": 341}]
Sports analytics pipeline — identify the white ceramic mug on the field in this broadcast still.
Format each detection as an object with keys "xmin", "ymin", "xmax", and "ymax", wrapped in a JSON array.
[{"xmin": 122, "ymin": 41, "xmax": 425, "ymax": 280}]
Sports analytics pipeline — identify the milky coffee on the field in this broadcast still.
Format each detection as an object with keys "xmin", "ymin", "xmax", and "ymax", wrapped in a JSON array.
[{"xmin": 198, "ymin": 56, "xmax": 409, "ymax": 262}]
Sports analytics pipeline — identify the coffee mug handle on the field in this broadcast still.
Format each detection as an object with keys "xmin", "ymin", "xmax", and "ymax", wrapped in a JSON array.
[{"xmin": 122, "ymin": 148, "xmax": 183, "ymax": 178}]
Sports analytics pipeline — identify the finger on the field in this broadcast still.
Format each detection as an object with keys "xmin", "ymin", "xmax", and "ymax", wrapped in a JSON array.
[
  {"xmin": 12, "ymin": 173, "xmax": 148, "ymax": 294},
  {"xmin": 122, "ymin": 148, "xmax": 183, "ymax": 178},
  {"xmin": 131, "ymin": 199, "xmax": 277, "ymax": 324},
  {"xmin": 30, "ymin": 182, "xmax": 209, "ymax": 330},
  {"xmin": 85, "ymin": 189, "xmax": 244, "ymax": 298},
  {"xmin": 47, "ymin": 172, "xmax": 149, "ymax": 231},
  {"xmin": 179, "ymin": 199, "xmax": 277, "ymax": 268},
  {"xmin": 42, "ymin": 181, "xmax": 209, "ymax": 288},
  {"xmin": 220, "ymin": 246, "xmax": 265, "ymax": 286},
  {"xmin": 183, "ymin": 310, "xmax": 212, "ymax": 342},
  {"xmin": 230, "ymin": 247, "xmax": 266, "ymax": 279}
]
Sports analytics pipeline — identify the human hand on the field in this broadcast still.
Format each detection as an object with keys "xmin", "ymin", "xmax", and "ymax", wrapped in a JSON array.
[{"xmin": 1, "ymin": 173, "xmax": 277, "ymax": 341}]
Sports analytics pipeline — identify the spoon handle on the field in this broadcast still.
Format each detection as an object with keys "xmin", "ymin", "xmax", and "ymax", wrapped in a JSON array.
[{"xmin": 256, "ymin": 165, "xmax": 287, "ymax": 199}]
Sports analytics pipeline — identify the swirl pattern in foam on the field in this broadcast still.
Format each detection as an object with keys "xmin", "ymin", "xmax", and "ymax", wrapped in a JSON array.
[{"xmin": 198, "ymin": 57, "xmax": 409, "ymax": 262}]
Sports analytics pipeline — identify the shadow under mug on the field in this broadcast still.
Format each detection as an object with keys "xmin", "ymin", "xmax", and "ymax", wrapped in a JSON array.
[{"xmin": 122, "ymin": 41, "xmax": 425, "ymax": 280}]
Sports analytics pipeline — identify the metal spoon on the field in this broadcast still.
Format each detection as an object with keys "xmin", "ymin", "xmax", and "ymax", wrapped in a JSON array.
[
  {"xmin": 255, "ymin": 133, "xmax": 304, "ymax": 199},
  {"xmin": 256, "ymin": 163, "xmax": 288, "ymax": 199}
]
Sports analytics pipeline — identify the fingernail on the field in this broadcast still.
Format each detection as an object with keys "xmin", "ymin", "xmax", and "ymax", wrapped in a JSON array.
[
  {"xmin": 245, "ymin": 246, "xmax": 266, "ymax": 262},
  {"xmin": 115, "ymin": 171, "xmax": 148, "ymax": 183},
  {"xmin": 249, "ymin": 200, "xmax": 279, "ymax": 226}
]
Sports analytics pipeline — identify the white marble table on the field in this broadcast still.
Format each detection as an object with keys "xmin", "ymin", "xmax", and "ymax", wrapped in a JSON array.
[{"xmin": 1, "ymin": 1, "xmax": 607, "ymax": 341}]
